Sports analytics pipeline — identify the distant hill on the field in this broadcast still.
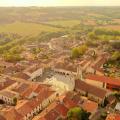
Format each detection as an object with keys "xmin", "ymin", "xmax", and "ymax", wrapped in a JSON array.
[{"xmin": 0, "ymin": 7, "xmax": 120, "ymax": 24}]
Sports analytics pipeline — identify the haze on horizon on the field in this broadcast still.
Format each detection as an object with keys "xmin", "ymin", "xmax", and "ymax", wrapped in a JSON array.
[{"xmin": 0, "ymin": 0, "xmax": 120, "ymax": 7}]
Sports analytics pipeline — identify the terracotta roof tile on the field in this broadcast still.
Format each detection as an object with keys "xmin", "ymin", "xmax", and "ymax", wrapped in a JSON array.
[
  {"xmin": 81, "ymin": 100, "xmax": 98, "ymax": 113},
  {"xmin": 0, "ymin": 90, "xmax": 17, "ymax": 98},
  {"xmin": 0, "ymin": 115, "xmax": 6, "ymax": 120},
  {"xmin": 85, "ymin": 74, "xmax": 120, "ymax": 86},
  {"xmin": 14, "ymin": 72, "xmax": 30, "ymax": 80},
  {"xmin": 44, "ymin": 110, "xmax": 59, "ymax": 120},
  {"xmin": 15, "ymin": 100, "xmax": 32, "ymax": 117},
  {"xmin": 54, "ymin": 103, "xmax": 68, "ymax": 117},
  {"xmin": 12, "ymin": 83, "xmax": 30, "ymax": 94},
  {"xmin": 0, "ymin": 78, "xmax": 15, "ymax": 90},
  {"xmin": 63, "ymin": 96, "xmax": 77, "ymax": 109},
  {"xmin": 54, "ymin": 62, "xmax": 77, "ymax": 72},
  {"xmin": 1, "ymin": 107, "xmax": 23, "ymax": 120},
  {"xmin": 21, "ymin": 84, "xmax": 52, "ymax": 98},
  {"xmin": 75, "ymin": 80, "xmax": 108, "ymax": 99},
  {"xmin": 106, "ymin": 113, "xmax": 120, "ymax": 120}
]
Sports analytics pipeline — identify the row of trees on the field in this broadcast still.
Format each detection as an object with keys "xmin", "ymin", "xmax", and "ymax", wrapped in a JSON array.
[
  {"xmin": 108, "ymin": 51, "xmax": 120, "ymax": 68},
  {"xmin": 3, "ymin": 52, "xmax": 23, "ymax": 62},
  {"xmin": 0, "ymin": 33, "xmax": 21, "ymax": 46},
  {"xmin": 36, "ymin": 31, "xmax": 67, "ymax": 42},
  {"xmin": 88, "ymin": 29, "xmax": 120, "ymax": 41},
  {"xmin": 94, "ymin": 29, "xmax": 120, "ymax": 36},
  {"xmin": 2, "ymin": 46, "xmax": 24, "ymax": 62},
  {"xmin": 111, "ymin": 51, "xmax": 120, "ymax": 61},
  {"xmin": 105, "ymin": 51, "xmax": 120, "ymax": 68}
]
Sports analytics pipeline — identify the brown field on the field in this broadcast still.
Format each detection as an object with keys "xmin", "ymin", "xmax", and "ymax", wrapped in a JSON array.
[
  {"xmin": 113, "ymin": 19, "xmax": 120, "ymax": 24},
  {"xmin": 98, "ymin": 25, "xmax": 120, "ymax": 30},
  {"xmin": 83, "ymin": 20, "xmax": 96, "ymax": 26}
]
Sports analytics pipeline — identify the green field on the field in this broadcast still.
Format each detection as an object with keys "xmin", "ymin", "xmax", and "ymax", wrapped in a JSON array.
[
  {"xmin": 0, "ymin": 22, "xmax": 61, "ymax": 36},
  {"xmin": 47, "ymin": 20, "xmax": 81, "ymax": 28}
]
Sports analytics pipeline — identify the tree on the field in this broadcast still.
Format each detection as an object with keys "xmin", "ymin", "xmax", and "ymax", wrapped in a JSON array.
[
  {"xmin": 71, "ymin": 45, "xmax": 87, "ymax": 59},
  {"xmin": 113, "ymin": 92, "xmax": 120, "ymax": 101},
  {"xmin": 3, "ymin": 52, "xmax": 22, "ymax": 62},
  {"xmin": 86, "ymin": 40, "xmax": 98, "ymax": 47},
  {"xmin": 10, "ymin": 45, "xmax": 24, "ymax": 54},
  {"xmin": 78, "ymin": 45, "xmax": 87, "ymax": 56},
  {"xmin": 88, "ymin": 32, "xmax": 98, "ymax": 40},
  {"xmin": 71, "ymin": 47, "xmax": 80, "ymax": 58},
  {"xmin": 101, "ymin": 97, "xmax": 109, "ymax": 107},
  {"xmin": 111, "ymin": 41, "xmax": 120, "ymax": 49},
  {"xmin": 32, "ymin": 48, "xmax": 41, "ymax": 54},
  {"xmin": 67, "ymin": 107, "xmax": 90, "ymax": 120},
  {"xmin": 111, "ymin": 51, "xmax": 120, "ymax": 61},
  {"xmin": 13, "ymin": 97, "xmax": 17, "ymax": 106},
  {"xmin": 100, "ymin": 112, "xmax": 107, "ymax": 119}
]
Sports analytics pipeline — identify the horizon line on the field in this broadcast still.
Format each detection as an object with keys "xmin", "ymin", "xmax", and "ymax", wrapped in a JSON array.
[{"xmin": 0, "ymin": 5, "xmax": 120, "ymax": 7}]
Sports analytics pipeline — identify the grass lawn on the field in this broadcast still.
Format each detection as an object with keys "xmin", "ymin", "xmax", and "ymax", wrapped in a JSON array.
[
  {"xmin": 0, "ymin": 22, "xmax": 62, "ymax": 36},
  {"xmin": 47, "ymin": 20, "xmax": 81, "ymax": 28}
]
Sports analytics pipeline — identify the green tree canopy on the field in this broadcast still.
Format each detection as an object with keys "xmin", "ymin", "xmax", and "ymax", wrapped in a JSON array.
[
  {"xmin": 111, "ymin": 51, "xmax": 120, "ymax": 61},
  {"xmin": 67, "ymin": 107, "xmax": 90, "ymax": 120},
  {"xmin": 13, "ymin": 97, "xmax": 17, "ymax": 106},
  {"xmin": 71, "ymin": 47, "xmax": 80, "ymax": 58},
  {"xmin": 31, "ymin": 48, "xmax": 41, "ymax": 54},
  {"xmin": 71, "ymin": 45, "xmax": 87, "ymax": 59},
  {"xmin": 3, "ymin": 52, "xmax": 22, "ymax": 62},
  {"xmin": 9, "ymin": 45, "xmax": 24, "ymax": 54},
  {"xmin": 88, "ymin": 32, "xmax": 98, "ymax": 40}
]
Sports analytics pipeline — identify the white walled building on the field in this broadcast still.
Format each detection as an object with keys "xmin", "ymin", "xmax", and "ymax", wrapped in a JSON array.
[
  {"xmin": 0, "ymin": 90, "xmax": 19, "ymax": 105},
  {"xmin": 44, "ymin": 73, "xmax": 75, "ymax": 92},
  {"xmin": 24, "ymin": 64, "xmax": 44, "ymax": 81}
]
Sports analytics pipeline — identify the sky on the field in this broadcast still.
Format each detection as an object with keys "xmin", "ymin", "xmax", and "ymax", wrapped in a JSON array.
[{"xmin": 0, "ymin": 0, "xmax": 120, "ymax": 7}]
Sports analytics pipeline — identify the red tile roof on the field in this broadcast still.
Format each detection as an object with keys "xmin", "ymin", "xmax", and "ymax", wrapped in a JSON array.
[
  {"xmin": 34, "ymin": 92, "xmax": 99, "ymax": 120},
  {"xmin": 0, "ymin": 61, "xmax": 13, "ymax": 67},
  {"xmin": 1, "ymin": 107, "xmax": 23, "ymax": 120},
  {"xmin": 54, "ymin": 62, "xmax": 77, "ymax": 72},
  {"xmin": 54, "ymin": 103, "xmax": 68, "ymax": 117},
  {"xmin": 36, "ymin": 90, "xmax": 54, "ymax": 103},
  {"xmin": 86, "ymin": 74, "xmax": 120, "ymax": 86},
  {"xmin": 12, "ymin": 83, "xmax": 30, "ymax": 94},
  {"xmin": 37, "ymin": 102, "xmax": 58, "ymax": 118},
  {"xmin": 14, "ymin": 72, "xmax": 30, "ymax": 80},
  {"xmin": 63, "ymin": 96, "xmax": 77, "ymax": 109},
  {"xmin": 15, "ymin": 100, "xmax": 32, "ymax": 117},
  {"xmin": 0, "ymin": 115, "xmax": 6, "ymax": 120},
  {"xmin": 71, "ymin": 94, "xmax": 83, "ymax": 105},
  {"xmin": 16, "ymin": 89, "xmax": 54, "ymax": 117},
  {"xmin": 44, "ymin": 110, "xmax": 59, "ymax": 120},
  {"xmin": 21, "ymin": 85, "xmax": 35, "ymax": 98},
  {"xmin": 0, "ymin": 78, "xmax": 15, "ymax": 90},
  {"xmin": 21, "ymin": 84, "xmax": 51, "ymax": 98},
  {"xmin": 0, "ymin": 90, "xmax": 17, "ymax": 98},
  {"xmin": 106, "ymin": 113, "xmax": 120, "ymax": 120},
  {"xmin": 26, "ymin": 64, "xmax": 43, "ymax": 74},
  {"xmin": 4, "ymin": 65, "xmax": 24, "ymax": 74},
  {"xmin": 92, "ymin": 57, "xmax": 107, "ymax": 70},
  {"xmin": 81, "ymin": 100, "xmax": 98, "ymax": 113},
  {"xmin": 75, "ymin": 80, "xmax": 108, "ymax": 99}
]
